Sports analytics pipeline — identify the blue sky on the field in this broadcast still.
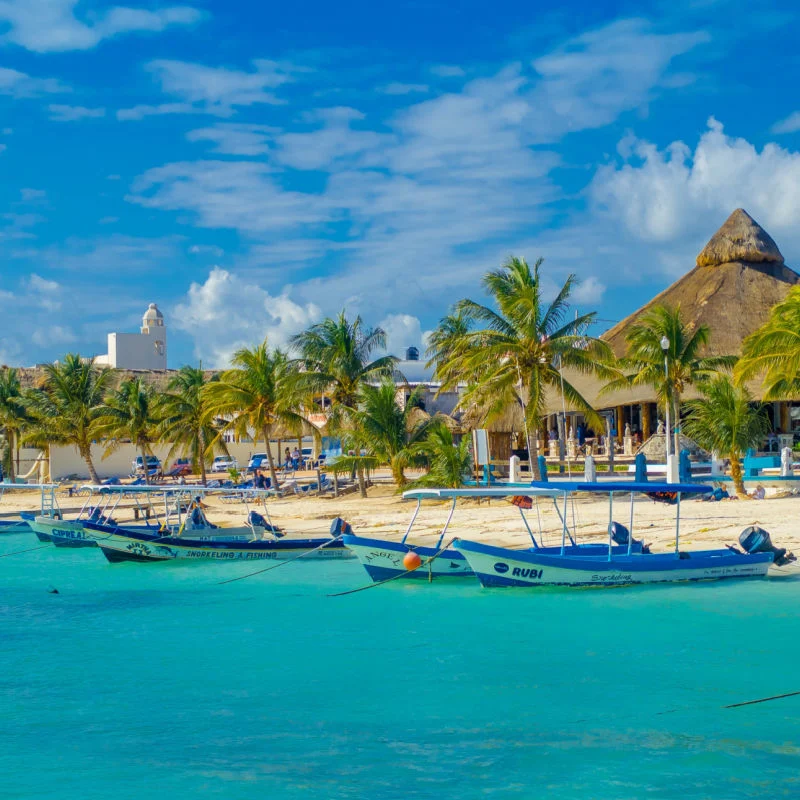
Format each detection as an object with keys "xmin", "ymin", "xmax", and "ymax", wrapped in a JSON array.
[{"xmin": 3, "ymin": 0, "xmax": 800, "ymax": 368}]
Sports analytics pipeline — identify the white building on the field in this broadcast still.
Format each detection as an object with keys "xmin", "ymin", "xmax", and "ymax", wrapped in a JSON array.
[{"xmin": 95, "ymin": 303, "xmax": 167, "ymax": 370}]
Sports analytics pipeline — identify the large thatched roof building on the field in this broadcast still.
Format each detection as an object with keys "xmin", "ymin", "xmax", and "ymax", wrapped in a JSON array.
[
  {"xmin": 540, "ymin": 208, "xmax": 800, "ymax": 444},
  {"xmin": 603, "ymin": 208, "xmax": 799, "ymax": 359}
]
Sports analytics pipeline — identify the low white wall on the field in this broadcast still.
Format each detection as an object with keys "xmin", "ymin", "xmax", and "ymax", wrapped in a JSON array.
[{"xmin": 45, "ymin": 439, "xmax": 314, "ymax": 480}]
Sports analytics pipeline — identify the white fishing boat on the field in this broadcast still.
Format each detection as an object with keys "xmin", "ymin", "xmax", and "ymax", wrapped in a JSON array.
[
  {"xmin": 28, "ymin": 484, "xmax": 163, "ymax": 547},
  {"xmin": 343, "ymin": 486, "xmax": 649, "ymax": 582},
  {"xmin": 454, "ymin": 481, "xmax": 791, "ymax": 588},
  {"xmin": 85, "ymin": 487, "xmax": 353, "ymax": 563}
]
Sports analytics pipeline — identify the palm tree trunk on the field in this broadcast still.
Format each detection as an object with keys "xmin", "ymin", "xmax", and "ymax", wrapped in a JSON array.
[
  {"xmin": 730, "ymin": 453, "xmax": 746, "ymax": 497},
  {"xmin": 198, "ymin": 429, "xmax": 207, "ymax": 486},
  {"xmin": 262, "ymin": 425, "xmax": 279, "ymax": 488},
  {"xmin": 673, "ymin": 398, "xmax": 681, "ymax": 462},
  {"xmin": 79, "ymin": 440, "xmax": 100, "ymax": 484},
  {"xmin": 357, "ymin": 464, "xmax": 366, "ymax": 497},
  {"xmin": 6, "ymin": 428, "xmax": 15, "ymax": 482},
  {"xmin": 391, "ymin": 459, "xmax": 406, "ymax": 487},
  {"xmin": 140, "ymin": 444, "xmax": 150, "ymax": 485}
]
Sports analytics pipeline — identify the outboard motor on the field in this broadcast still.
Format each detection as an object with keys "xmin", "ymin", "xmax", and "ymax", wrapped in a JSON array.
[
  {"xmin": 609, "ymin": 521, "xmax": 630, "ymax": 546},
  {"xmin": 248, "ymin": 510, "xmax": 284, "ymax": 537},
  {"xmin": 609, "ymin": 521, "xmax": 650, "ymax": 553},
  {"xmin": 739, "ymin": 526, "xmax": 796, "ymax": 566},
  {"xmin": 330, "ymin": 517, "xmax": 353, "ymax": 538},
  {"xmin": 248, "ymin": 510, "xmax": 267, "ymax": 528}
]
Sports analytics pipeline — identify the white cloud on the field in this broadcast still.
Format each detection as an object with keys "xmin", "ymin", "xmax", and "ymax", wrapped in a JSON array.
[
  {"xmin": 591, "ymin": 118, "xmax": 800, "ymax": 252},
  {"xmin": 527, "ymin": 18, "xmax": 708, "ymax": 141},
  {"xmin": 430, "ymin": 65, "xmax": 465, "ymax": 78},
  {"xmin": 122, "ymin": 17, "xmax": 712, "ymax": 331},
  {"xmin": 32, "ymin": 325, "xmax": 75, "ymax": 347},
  {"xmin": 571, "ymin": 275, "xmax": 606, "ymax": 306},
  {"xmin": 0, "ymin": 66, "xmax": 66, "ymax": 97},
  {"xmin": 48, "ymin": 104, "xmax": 106, "ymax": 122},
  {"xmin": 118, "ymin": 59, "xmax": 293, "ymax": 120},
  {"xmin": 22, "ymin": 234, "xmax": 185, "ymax": 273},
  {"xmin": 276, "ymin": 107, "xmax": 388, "ymax": 170},
  {"xmin": 379, "ymin": 313, "xmax": 423, "ymax": 358},
  {"xmin": 19, "ymin": 188, "xmax": 46, "ymax": 203},
  {"xmin": 381, "ymin": 82, "xmax": 429, "ymax": 95},
  {"xmin": 188, "ymin": 244, "xmax": 224, "ymax": 257},
  {"xmin": 186, "ymin": 123, "xmax": 274, "ymax": 155},
  {"xmin": 116, "ymin": 102, "xmax": 194, "ymax": 121},
  {"xmin": 0, "ymin": 0, "xmax": 203, "ymax": 53},
  {"xmin": 772, "ymin": 111, "xmax": 800, "ymax": 135},
  {"xmin": 129, "ymin": 161, "xmax": 329, "ymax": 233},
  {"xmin": 173, "ymin": 267, "xmax": 320, "ymax": 366}
]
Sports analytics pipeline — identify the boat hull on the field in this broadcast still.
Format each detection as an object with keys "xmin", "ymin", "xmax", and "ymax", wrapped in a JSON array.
[
  {"xmin": 0, "ymin": 518, "xmax": 31, "ymax": 534},
  {"xmin": 342, "ymin": 535, "xmax": 646, "ymax": 583},
  {"xmin": 30, "ymin": 516, "xmax": 97, "ymax": 547},
  {"xmin": 342, "ymin": 534, "xmax": 472, "ymax": 581},
  {"xmin": 91, "ymin": 525, "xmax": 354, "ymax": 564},
  {"xmin": 454, "ymin": 539, "xmax": 773, "ymax": 588}
]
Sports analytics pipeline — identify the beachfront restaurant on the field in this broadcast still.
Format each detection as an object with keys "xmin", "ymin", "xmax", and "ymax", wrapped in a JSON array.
[{"xmin": 491, "ymin": 209, "xmax": 800, "ymax": 467}]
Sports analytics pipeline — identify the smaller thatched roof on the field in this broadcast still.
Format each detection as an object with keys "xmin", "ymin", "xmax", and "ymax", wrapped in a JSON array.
[{"xmin": 696, "ymin": 208, "xmax": 784, "ymax": 267}]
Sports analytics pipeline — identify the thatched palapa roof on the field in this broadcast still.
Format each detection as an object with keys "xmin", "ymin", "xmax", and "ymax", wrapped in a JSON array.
[{"xmin": 603, "ymin": 209, "xmax": 800, "ymax": 360}]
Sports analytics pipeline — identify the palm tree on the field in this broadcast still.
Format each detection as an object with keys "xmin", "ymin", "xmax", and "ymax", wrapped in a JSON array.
[
  {"xmin": 603, "ymin": 304, "xmax": 735, "ymax": 456},
  {"xmin": 348, "ymin": 378, "xmax": 439, "ymax": 486},
  {"xmin": 683, "ymin": 375, "xmax": 769, "ymax": 497},
  {"xmin": 157, "ymin": 366, "xmax": 225, "ymax": 486},
  {"xmin": 736, "ymin": 286, "xmax": 800, "ymax": 398},
  {"xmin": 94, "ymin": 377, "xmax": 160, "ymax": 484},
  {"xmin": 434, "ymin": 256, "xmax": 612, "ymax": 479},
  {"xmin": 291, "ymin": 311, "xmax": 398, "ymax": 432},
  {"xmin": 425, "ymin": 308, "xmax": 471, "ymax": 380},
  {"xmin": 24, "ymin": 354, "xmax": 112, "ymax": 484},
  {"xmin": 406, "ymin": 424, "xmax": 472, "ymax": 489},
  {"xmin": 0, "ymin": 367, "xmax": 27, "ymax": 481},
  {"xmin": 203, "ymin": 340, "xmax": 306, "ymax": 489}
]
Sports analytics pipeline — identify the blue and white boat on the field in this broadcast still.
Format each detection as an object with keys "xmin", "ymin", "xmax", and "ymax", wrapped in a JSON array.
[
  {"xmin": 84, "ymin": 487, "xmax": 353, "ymax": 564},
  {"xmin": 454, "ymin": 481, "xmax": 789, "ymax": 588},
  {"xmin": 343, "ymin": 487, "xmax": 648, "ymax": 583}
]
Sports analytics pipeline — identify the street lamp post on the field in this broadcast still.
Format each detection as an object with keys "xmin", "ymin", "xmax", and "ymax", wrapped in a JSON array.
[{"xmin": 660, "ymin": 335, "xmax": 677, "ymax": 483}]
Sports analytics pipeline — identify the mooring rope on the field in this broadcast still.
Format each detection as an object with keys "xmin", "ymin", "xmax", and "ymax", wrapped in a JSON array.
[
  {"xmin": 216, "ymin": 536, "xmax": 344, "ymax": 585},
  {"xmin": 328, "ymin": 538, "xmax": 457, "ymax": 597},
  {"xmin": 724, "ymin": 690, "xmax": 800, "ymax": 709},
  {"xmin": 0, "ymin": 544, "xmax": 51, "ymax": 558}
]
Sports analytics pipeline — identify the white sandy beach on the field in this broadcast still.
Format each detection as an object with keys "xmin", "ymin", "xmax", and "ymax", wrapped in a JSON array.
[{"xmin": 3, "ymin": 480, "xmax": 799, "ymax": 559}]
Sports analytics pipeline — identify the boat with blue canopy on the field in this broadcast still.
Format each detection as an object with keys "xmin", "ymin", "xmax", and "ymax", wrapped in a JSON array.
[
  {"xmin": 343, "ymin": 486, "xmax": 649, "ymax": 583},
  {"xmin": 84, "ymin": 486, "xmax": 353, "ymax": 563},
  {"xmin": 454, "ymin": 481, "xmax": 792, "ymax": 588}
]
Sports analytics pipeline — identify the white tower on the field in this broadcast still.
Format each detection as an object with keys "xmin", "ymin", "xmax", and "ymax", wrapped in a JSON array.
[{"xmin": 98, "ymin": 303, "xmax": 167, "ymax": 369}]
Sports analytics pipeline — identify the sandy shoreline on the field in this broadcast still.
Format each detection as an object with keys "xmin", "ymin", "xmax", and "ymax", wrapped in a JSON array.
[{"xmin": 2, "ymin": 480, "xmax": 799, "ymax": 557}]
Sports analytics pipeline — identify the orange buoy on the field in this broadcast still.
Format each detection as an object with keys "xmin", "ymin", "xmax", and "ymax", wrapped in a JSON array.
[{"xmin": 403, "ymin": 551, "xmax": 422, "ymax": 571}]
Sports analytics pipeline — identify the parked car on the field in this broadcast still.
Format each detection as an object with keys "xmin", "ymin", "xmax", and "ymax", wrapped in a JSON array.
[
  {"xmin": 211, "ymin": 456, "xmax": 239, "ymax": 472},
  {"xmin": 132, "ymin": 455, "xmax": 162, "ymax": 476}
]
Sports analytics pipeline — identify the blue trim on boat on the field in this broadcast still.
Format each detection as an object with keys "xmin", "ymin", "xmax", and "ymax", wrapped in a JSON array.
[
  {"xmin": 85, "ymin": 521, "xmax": 347, "ymax": 551},
  {"xmin": 528, "ymin": 481, "xmax": 711, "ymax": 494}
]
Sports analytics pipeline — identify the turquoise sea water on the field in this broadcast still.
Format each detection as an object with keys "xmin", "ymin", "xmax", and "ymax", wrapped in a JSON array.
[{"xmin": 2, "ymin": 536, "xmax": 799, "ymax": 800}]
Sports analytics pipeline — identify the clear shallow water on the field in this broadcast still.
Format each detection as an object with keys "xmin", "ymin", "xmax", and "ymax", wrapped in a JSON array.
[{"xmin": 2, "ymin": 535, "xmax": 799, "ymax": 800}]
